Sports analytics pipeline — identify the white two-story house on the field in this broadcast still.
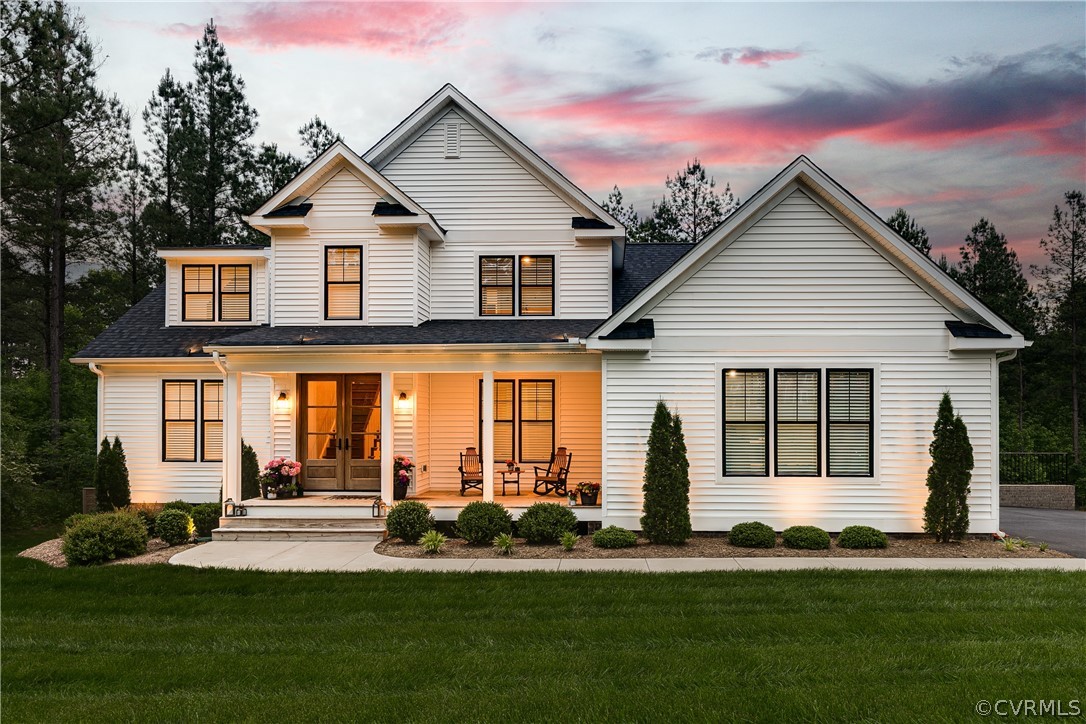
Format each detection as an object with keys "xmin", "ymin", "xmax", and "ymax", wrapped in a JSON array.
[{"xmin": 73, "ymin": 84, "xmax": 1025, "ymax": 536}]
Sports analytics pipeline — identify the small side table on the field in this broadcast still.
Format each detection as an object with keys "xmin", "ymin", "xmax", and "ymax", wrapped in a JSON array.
[{"xmin": 500, "ymin": 469, "xmax": 521, "ymax": 496}]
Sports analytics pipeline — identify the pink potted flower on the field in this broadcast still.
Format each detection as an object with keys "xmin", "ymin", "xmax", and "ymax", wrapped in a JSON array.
[
  {"xmin": 261, "ymin": 457, "xmax": 303, "ymax": 499},
  {"xmin": 393, "ymin": 455, "xmax": 414, "ymax": 500}
]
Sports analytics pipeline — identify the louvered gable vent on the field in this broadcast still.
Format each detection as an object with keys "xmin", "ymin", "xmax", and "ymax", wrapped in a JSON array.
[{"xmin": 444, "ymin": 121, "xmax": 461, "ymax": 158}]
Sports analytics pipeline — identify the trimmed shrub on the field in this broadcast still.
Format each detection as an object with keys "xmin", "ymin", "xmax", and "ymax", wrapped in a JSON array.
[
  {"xmin": 782, "ymin": 525, "xmax": 830, "ymax": 550},
  {"xmin": 386, "ymin": 501, "xmax": 435, "ymax": 544},
  {"xmin": 62, "ymin": 511, "xmax": 148, "ymax": 566},
  {"xmin": 131, "ymin": 507, "xmax": 157, "ymax": 537},
  {"xmin": 516, "ymin": 502, "xmax": 577, "ymax": 544},
  {"xmin": 455, "ymin": 501, "xmax": 512, "ymax": 544},
  {"xmin": 837, "ymin": 525, "xmax": 888, "ymax": 549},
  {"xmin": 191, "ymin": 503, "xmax": 221, "ymax": 538},
  {"xmin": 728, "ymin": 521, "xmax": 776, "ymax": 548},
  {"xmin": 924, "ymin": 393, "xmax": 973, "ymax": 543},
  {"xmin": 420, "ymin": 530, "xmax": 447, "ymax": 554},
  {"xmin": 640, "ymin": 400, "xmax": 692, "ymax": 545},
  {"xmin": 156, "ymin": 508, "xmax": 194, "ymax": 546},
  {"xmin": 241, "ymin": 441, "xmax": 261, "ymax": 501},
  {"xmin": 64, "ymin": 512, "xmax": 95, "ymax": 531},
  {"xmin": 592, "ymin": 525, "xmax": 637, "ymax": 549},
  {"xmin": 161, "ymin": 500, "xmax": 194, "ymax": 515}
]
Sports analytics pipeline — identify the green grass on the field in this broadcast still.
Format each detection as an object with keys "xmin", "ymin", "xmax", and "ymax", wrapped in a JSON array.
[{"xmin": 2, "ymin": 534, "xmax": 1084, "ymax": 722}]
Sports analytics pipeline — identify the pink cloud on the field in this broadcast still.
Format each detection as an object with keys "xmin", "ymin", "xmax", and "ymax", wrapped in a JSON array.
[
  {"xmin": 166, "ymin": 2, "xmax": 466, "ymax": 54},
  {"xmin": 698, "ymin": 46, "xmax": 804, "ymax": 68}
]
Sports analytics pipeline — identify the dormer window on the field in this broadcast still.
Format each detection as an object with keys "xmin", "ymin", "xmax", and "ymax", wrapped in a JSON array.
[
  {"xmin": 479, "ymin": 255, "xmax": 554, "ymax": 317},
  {"xmin": 181, "ymin": 264, "xmax": 252, "ymax": 323},
  {"xmin": 325, "ymin": 246, "xmax": 363, "ymax": 320}
]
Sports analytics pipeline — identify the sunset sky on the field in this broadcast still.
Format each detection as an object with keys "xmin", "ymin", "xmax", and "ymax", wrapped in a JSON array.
[{"xmin": 78, "ymin": 1, "xmax": 1085, "ymax": 269}]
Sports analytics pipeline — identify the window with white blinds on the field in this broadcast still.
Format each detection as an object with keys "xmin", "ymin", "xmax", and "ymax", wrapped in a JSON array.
[
  {"xmin": 519, "ymin": 380, "xmax": 555, "ymax": 463},
  {"xmin": 479, "ymin": 380, "xmax": 516, "ymax": 463},
  {"xmin": 325, "ymin": 247, "xmax": 362, "ymax": 320},
  {"xmin": 182, "ymin": 265, "xmax": 215, "ymax": 321},
  {"xmin": 519, "ymin": 256, "xmax": 554, "ymax": 316},
  {"xmin": 827, "ymin": 369, "xmax": 873, "ymax": 477},
  {"xmin": 723, "ymin": 370, "xmax": 768, "ymax": 476},
  {"xmin": 201, "ymin": 381, "xmax": 224, "ymax": 463},
  {"xmin": 480, "ymin": 257, "xmax": 514, "ymax": 316},
  {"xmin": 163, "ymin": 381, "xmax": 197, "ymax": 462},
  {"xmin": 219, "ymin": 265, "xmax": 251, "ymax": 322},
  {"xmin": 775, "ymin": 370, "xmax": 820, "ymax": 476}
]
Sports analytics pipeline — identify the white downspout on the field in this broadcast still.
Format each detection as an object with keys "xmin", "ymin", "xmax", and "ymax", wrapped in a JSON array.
[{"xmin": 88, "ymin": 363, "xmax": 104, "ymax": 445}]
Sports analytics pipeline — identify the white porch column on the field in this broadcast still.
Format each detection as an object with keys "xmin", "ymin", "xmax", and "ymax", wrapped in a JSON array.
[
  {"xmin": 223, "ymin": 371, "xmax": 242, "ymax": 511},
  {"xmin": 481, "ymin": 371, "xmax": 495, "ymax": 501},
  {"xmin": 380, "ymin": 371, "xmax": 394, "ymax": 504}
]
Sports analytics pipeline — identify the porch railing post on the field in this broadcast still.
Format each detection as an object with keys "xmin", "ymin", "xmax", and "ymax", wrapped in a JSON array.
[
  {"xmin": 223, "ymin": 370, "xmax": 242, "ymax": 512},
  {"xmin": 381, "ymin": 371, "xmax": 394, "ymax": 505},
  {"xmin": 482, "ymin": 371, "xmax": 495, "ymax": 502}
]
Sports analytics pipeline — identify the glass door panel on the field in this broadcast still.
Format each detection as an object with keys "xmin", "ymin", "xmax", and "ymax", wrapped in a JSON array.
[{"xmin": 302, "ymin": 377, "xmax": 342, "ymax": 490}]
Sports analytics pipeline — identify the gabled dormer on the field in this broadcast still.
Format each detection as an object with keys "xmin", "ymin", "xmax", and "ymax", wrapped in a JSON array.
[{"xmin": 159, "ymin": 246, "xmax": 270, "ymax": 327}]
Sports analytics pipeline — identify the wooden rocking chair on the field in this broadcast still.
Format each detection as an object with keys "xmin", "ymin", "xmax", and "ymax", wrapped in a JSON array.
[
  {"xmin": 533, "ymin": 447, "xmax": 572, "ymax": 496},
  {"xmin": 458, "ymin": 447, "xmax": 484, "ymax": 496}
]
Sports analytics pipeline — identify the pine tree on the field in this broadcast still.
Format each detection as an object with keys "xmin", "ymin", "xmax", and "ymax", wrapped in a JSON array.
[
  {"xmin": 142, "ymin": 68, "xmax": 191, "ymax": 247},
  {"xmin": 298, "ymin": 115, "xmax": 342, "ymax": 161},
  {"xmin": 109, "ymin": 436, "xmax": 131, "ymax": 508},
  {"xmin": 107, "ymin": 146, "xmax": 163, "ymax": 305},
  {"xmin": 1, "ymin": 1, "xmax": 131, "ymax": 438},
  {"xmin": 637, "ymin": 198, "xmax": 681, "ymax": 243},
  {"xmin": 640, "ymin": 400, "xmax": 692, "ymax": 544},
  {"xmin": 181, "ymin": 20, "xmax": 257, "ymax": 245},
  {"xmin": 94, "ymin": 437, "xmax": 113, "ymax": 511},
  {"xmin": 664, "ymin": 159, "xmax": 738, "ymax": 243},
  {"xmin": 242, "ymin": 142, "xmax": 303, "ymax": 215},
  {"xmin": 885, "ymin": 208, "xmax": 932, "ymax": 256},
  {"xmin": 600, "ymin": 185, "xmax": 640, "ymax": 234},
  {"xmin": 924, "ymin": 393, "xmax": 974, "ymax": 542}
]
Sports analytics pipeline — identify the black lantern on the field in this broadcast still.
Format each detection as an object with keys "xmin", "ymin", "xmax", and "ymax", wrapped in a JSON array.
[
  {"xmin": 224, "ymin": 498, "xmax": 236, "ymax": 517},
  {"xmin": 371, "ymin": 498, "xmax": 388, "ymax": 518},
  {"xmin": 235, "ymin": 502, "xmax": 247, "ymax": 517}
]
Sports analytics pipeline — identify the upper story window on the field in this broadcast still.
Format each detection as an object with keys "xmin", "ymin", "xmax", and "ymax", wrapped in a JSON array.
[
  {"xmin": 325, "ymin": 246, "xmax": 363, "ymax": 320},
  {"xmin": 479, "ymin": 255, "xmax": 554, "ymax": 317},
  {"xmin": 182, "ymin": 264, "xmax": 251, "ymax": 323}
]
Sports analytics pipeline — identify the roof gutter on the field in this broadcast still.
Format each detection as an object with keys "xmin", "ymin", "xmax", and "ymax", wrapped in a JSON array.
[
  {"xmin": 202, "ymin": 341, "xmax": 588, "ymax": 355},
  {"xmin": 212, "ymin": 350, "xmax": 229, "ymax": 375}
]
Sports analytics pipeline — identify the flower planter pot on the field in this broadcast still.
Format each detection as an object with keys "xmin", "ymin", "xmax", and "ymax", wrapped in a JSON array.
[
  {"xmin": 393, "ymin": 480, "xmax": 409, "ymax": 500},
  {"xmin": 579, "ymin": 492, "xmax": 599, "ymax": 506}
]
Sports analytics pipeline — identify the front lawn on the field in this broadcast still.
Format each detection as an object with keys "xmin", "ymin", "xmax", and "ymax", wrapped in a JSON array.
[{"xmin": 2, "ymin": 537, "xmax": 1083, "ymax": 722}]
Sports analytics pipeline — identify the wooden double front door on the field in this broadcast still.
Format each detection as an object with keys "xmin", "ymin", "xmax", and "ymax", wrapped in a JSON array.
[{"xmin": 298, "ymin": 374, "xmax": 382, "ymax": 491}]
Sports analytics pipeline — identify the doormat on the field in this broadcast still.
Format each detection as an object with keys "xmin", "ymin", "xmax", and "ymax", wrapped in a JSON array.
[{"xmin": 325, "ymin": 495, "xmax": 379, "ymax": 501}]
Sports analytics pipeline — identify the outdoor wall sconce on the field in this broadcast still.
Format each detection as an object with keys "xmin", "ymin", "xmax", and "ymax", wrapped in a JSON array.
[
  {"xmin": 395, "ymin": 391, "xmax": 410, "ymax": 412},
  {"xmin": 274, "ymin": 391, "xmax": 291, "ymax": 413}
]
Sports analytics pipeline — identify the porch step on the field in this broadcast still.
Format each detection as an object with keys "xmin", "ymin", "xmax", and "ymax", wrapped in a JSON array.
[{"xmin": 213, "ymin": 516, "xmax": 387, "ymax": 541}]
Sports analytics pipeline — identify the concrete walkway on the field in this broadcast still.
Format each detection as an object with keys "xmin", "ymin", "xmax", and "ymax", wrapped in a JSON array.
[
  {"xmin": 169, "ymin": 541, "xmax": 1086, "ymax": 572},
  {"xmin": 1002, "ymin": 507, "xmax": 1086, "ymax": 558}
]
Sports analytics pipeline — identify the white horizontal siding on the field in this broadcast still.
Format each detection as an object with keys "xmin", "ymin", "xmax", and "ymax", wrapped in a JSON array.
[
  {"xmin": 603, "ymin": 186, "xmax": 996, "ymax": 533},
  {"xmin": 164, "ymin": 257, "xmax": 268, "ymax": 326},
  {"xmin": 381, "ymin": 109, "xmax": 577, "ymax": 231},
  {"xmin": 271, "ymin": 167, "xmax": 418, "ymax": 326},
  {"xmin": 270, "ymin": 373, "xmax": 295, "ymax": 460},
  {"xmin": 415, "ymin": 373, "xmax": 431, "ymax": 494},
  {"xmin": 392, "ymin": 373, "xmax": 416, "ymax": 493},
  {"xmin": 416, "ymin": 237, "xmax": 431, "ymax": 323},
  {"xmin": 647, "ymin": 189, "xmax": 951, "ymax": 334},
  {"xmin": 241, "ymin": 374, "xmax": 273, "ymax": 466}
]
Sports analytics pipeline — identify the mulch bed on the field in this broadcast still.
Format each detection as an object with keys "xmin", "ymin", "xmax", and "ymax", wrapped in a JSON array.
[
  {"xmin": 17, "ymin": 538, "xmax": 197, "ymax": 568},
  {"xmin": 376, "ymin": 534, "xmax": 1071, "ymax": 560}
]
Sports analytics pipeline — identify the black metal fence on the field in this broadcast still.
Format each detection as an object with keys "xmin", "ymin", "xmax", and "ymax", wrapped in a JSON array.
[{"xmin": 1000, "ymin": 452, "xmax": 1071, "ymax": 484}]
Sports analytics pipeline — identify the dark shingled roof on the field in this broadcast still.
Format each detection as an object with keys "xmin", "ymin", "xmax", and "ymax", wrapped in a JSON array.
[
  {"xmin": 612, "ymin": 243, "xmax": 695, "ymax": 310},
  {"xmin": 572, "ymin": 217, "xmax": 614, "ymax": 230},
  {"xmin": 264, "ymin": 203, "xmax": 312, "ymax": 218},
  {"xmin": 207, "ymin": 318, "xmax": 603, "ymax": 347},
  {"xmin": 945, "ymin": 320, "xmax": 1011, "ymax": 339},
  {"xmin": 72, "ymin": 286, "xmax": 256, "ymax": 359},
  {"xmin": 156, "ymin": 244, "xmax": 268, "ymax": 251},
  {"xmin": 373, "ymin": 201, "xmax": 417, "ymax": 216},
  {"xmin": 600, "ymin": 319, "xmax": 654, "ymax": 340}
]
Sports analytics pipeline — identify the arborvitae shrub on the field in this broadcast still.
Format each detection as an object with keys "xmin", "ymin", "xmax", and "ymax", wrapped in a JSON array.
[
  {"xmin": 836, "ymin": 525, "xmax": 888, "ymax": 549},
  {"xmin": 728, "ymin": 521, "xmax": 776, "ymax": 548},
  {"xmin": 455, "ymin": 501, "xmax": 513, "ymax": 544},
  {"xmin": 386, "ymin": 501, "xmax": 435, "ymax": 544},
  {"xmin": 109, "ymin": 437, "xmax": 131, "ymax": 509},
  {"xmin": 241, "ymin": 441, "xmax": 261, "ymax": 501},
  {"xmin": 592, "ymin": 526, "xmax": 637, "ymax": 549},
  {"xmin": 782, "ymin": 525, "xmax": 830, "ymax": 550},
  {"xmin": 516, "ymin": 502, "xmax": 577, "ymax": 543},
  {"xmin": 640, "ymin": 400, "xmax": 692, "ymax": 544},
  {"xmin": 94, "ymin": 438, "xmax": 113, "ymax": 512},
  {"xmin": 155, "ymin": 509, "xmax": 194, "ymax": 546},
  {"xmin": 924, "ymin": 393, "xmax": 974, "ymax": 543}
]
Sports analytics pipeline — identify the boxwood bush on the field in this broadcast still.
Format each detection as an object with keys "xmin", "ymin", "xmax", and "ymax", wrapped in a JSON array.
[
  {"xmin": 455, "ymin": 501, "xmax": 513, "ymax": 544},
  {"xmin": 155, "ymin": 508, "xmax": 194, "ymax": 546},
  {"xmin": 516, "ymin": 502, "xmax": 577, "ymax": 544},
  {"xmin": 728, "ymin": 521, "xmax": 777, "ymax": 548},
  {"xmin": 592, "ymin": 525, "xmax": 637, "ymax": 549},
  {"xmin": 386, "ymin": 501, "xmax": 435, "ymax": 544},
  {"xmin": 191, "ymin": 503, "xmax": 221, "ymax": 538},
  {"xmin": 782, "ymin": 525, "xmax": 830, "ymax": 550},
  {"xmin": 161, "ymin": 500, "xmax": 194, "ymax": 515},
  {"xmin": 63, "ymin": 512, "xmax": 95, "ymax": 531},
  {"xmin": 837, "ymin": 525, "xmax": 889, "ymax": 549},
  {"xmin": 62, "ymin": 511, "xmax": 148, "ymax": 566},
  {"xmin": 130, "ymin": 507, "xmax": 157, "ymax": 537}
]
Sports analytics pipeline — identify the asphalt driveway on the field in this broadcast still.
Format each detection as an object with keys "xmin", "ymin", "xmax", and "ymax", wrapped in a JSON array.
[{"xmin": 1001, "ymin": 507, "xmax": 1086, "ymax": 557}]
